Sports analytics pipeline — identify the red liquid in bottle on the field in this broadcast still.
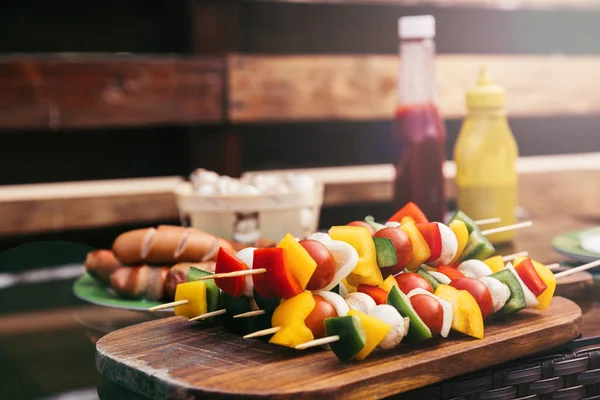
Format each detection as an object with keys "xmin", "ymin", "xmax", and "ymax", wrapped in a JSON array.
[{"xmin": 393, "ymin": 103, "xmax": 446, "ymax": 222}]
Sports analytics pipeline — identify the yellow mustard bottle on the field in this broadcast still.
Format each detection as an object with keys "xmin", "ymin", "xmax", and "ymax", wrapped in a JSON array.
[{"xmin": 454, "ymin": 67, "xmax": 518, "ymax": 244}]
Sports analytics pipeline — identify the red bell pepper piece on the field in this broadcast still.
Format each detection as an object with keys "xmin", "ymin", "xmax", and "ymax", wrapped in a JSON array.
[
  {"xmin": 214, "ymin": 247, "xmax": 247, "ymax": 297},
  {"xmin": 357, "ymin": 284, "xmax": 389, "ymax": 305},
  {"xmin": 515, "ymin": 258, "xmax": 548, "ymax": 297},
  {"xmin": 416, "ymin": 223, "xmax": 442, "ymax": 262},
  {"xmin": 252, "ymin": 248, "xmax": 302, "ymax": 300},
  {"xmin": 435, "ymin": 265, "xmax": 466, "ymax": 281},
  {"xmin": 388, "ymin": 202, "xmax": 429, "ymax": 224}
]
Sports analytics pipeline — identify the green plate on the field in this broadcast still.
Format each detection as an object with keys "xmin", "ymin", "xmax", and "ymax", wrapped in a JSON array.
[
  {"xmin": 73, "ymin": 273, "xmax": 171, "ymax": 312},
  {"xmin": 552, "ymin": 227, "xmax": 600, "ymax": 264}
]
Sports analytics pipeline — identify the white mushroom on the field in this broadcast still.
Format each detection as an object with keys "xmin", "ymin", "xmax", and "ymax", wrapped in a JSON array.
[
  {"xmin": 368, "ymin": 305, "xmax": 409, "ymax": 350},
  {"xmin": 345, "ymin": 292, "xmax": 377, "ymax": 314},
  {"xmin": 479, "ymin": 276, "xmax": 511, "ymax": 314}
]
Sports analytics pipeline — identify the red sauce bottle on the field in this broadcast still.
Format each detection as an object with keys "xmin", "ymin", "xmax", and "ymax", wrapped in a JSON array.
[{"xmin": 393, "ymin": 15, "xmax": 446, "ymax": 222}]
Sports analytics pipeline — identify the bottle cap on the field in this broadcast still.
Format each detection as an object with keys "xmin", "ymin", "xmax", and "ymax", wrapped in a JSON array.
[
  {"xmin": 398, "ymin": 15, "xmax": 436, "ymax": 39},
  {"xmin": 466, "ymin": 67, "xmax": 506, "ymax": 111}
]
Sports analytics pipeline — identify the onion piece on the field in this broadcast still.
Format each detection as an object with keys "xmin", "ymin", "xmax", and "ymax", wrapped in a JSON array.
[
  {"xmin": 431, "ymin": 222, "xmax": 458, "ymax": 266},
  {"xmin": 319, "ymin": 240, "xmax": 359, "ymax": 292},
  {"xmin": 313, "ymin": 290, "xmax": 350, "ymax": 317},
  {"xmin": 457, "ymin": 260, "xmax": 493, "ymax": 279},
  {"xmin": 307, "ymin": 232, "xmax": 332, "ymax": 244},
  {"xmin": 338, "ymin": 280, "xmax": 349, "ymax": 298},
  {"xmin": 429, "ymin": 271, "xmax": 451, "ymax": 285},
  {"xmin": 407, "ymin": 288, "xmax": 453, "ymax": 338},
  {"xmin": 385, "ymin": 221, "xmax": 401, "ymax": 228},
  {"xmin": 236, "ymin": 247, "xmax": 257, "ymax": 297},
  {"xmin": 505, "ymin": 262, "xmax": 539, "ymax": 308}
]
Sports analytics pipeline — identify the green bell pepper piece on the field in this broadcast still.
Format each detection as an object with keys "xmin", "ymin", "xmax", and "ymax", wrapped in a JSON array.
[
  {"xmin": 416, "ymin": 266, "xmax": 440, "ymax": 290},
  {"xmin": 373, "ymin": 237, "xmax": 398, "ymax": 268},
  {"xmin": 448, "ymin": 210, "xmax": 478, "ymax": 235},
  {"xmin": 253, "ymin": 288, "xmax": 280, "ymax": 314},
  {"xmin": 488, "ymin": 269, "xmax": 527, "ymax": 316},
  {"xmin": 218, "ymin": 293, "xmax": 271, "ymax": 336},
  {"xmin": 459, "ymin": 230, "xmax": 495, "ymax": 262},
  {"xmin": 387, "ymin": 286, "xmax": 432, "ymax": 343},
  {"xmin": 187, "ymin": 267, "xmax": 221, "ymax": 325},
  {"xmin": 324, "ymin": 315, "xmax": 367, "ymax": 362}
]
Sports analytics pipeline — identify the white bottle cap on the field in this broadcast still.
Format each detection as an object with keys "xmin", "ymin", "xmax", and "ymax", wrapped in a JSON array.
[{"xmin": 398, "ymin": 15, "xmax": 436, "ymax": 39}]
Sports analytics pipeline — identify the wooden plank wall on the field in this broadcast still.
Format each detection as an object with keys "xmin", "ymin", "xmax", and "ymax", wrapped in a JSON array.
[{"xmin": 230, "ymin": 0, "xmax": 600, "ymax": 172}]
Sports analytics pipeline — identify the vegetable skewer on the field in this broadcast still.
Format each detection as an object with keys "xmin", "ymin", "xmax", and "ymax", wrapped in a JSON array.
[{"xmin": 147, "ymin": 202, "xmax": 547, "ymax": 363}]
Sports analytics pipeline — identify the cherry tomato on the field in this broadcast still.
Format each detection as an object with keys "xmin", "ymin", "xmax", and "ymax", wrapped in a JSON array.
[
  {"xmin": 304, "ymin": 295, "xmax": 338, "ymax": 338},
  {"xmin": 394, "ymin": 272, "xmax": 433, "ymax": 294},
  {"xmin": 347, "ymin": 221, "xmax": 376, "ymax": 235},
  {"xmin": 450, "ymin": 278, "xmax": 493, "ymax": 319},
  {"xmin": 410, "ymin": 294, "xmax": 444, "ymax": 335},
  {"xmin": 374, "ymin": 227, "xmax": 413, "ymax": 274},
  {"xmin": 299, "ymin": 239, "xmax": 337, "ymax": 290}
]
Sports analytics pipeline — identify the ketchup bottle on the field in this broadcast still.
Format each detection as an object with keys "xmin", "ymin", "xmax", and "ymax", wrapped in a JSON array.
[{"xmin": 393, "ymin": 15, "xmax": 446, "ymax": 222}]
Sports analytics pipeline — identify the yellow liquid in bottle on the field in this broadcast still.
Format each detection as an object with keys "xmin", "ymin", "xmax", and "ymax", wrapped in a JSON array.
[{"xmin": 454, "ymin": 113, "xmax": 518, "ymax": 244}]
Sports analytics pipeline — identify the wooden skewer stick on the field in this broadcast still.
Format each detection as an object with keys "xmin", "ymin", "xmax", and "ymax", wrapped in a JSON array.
[
  {"xmin": 243, "ymin": 326, "xmax": 281, "ymax": 339},
  {"xmin": 502, "ymin": 251, "xmax": 529, "ymax": 262},
  {"xmin": 188, "ymin": 309, "xmax": 227, "ymax": 322},
  {"xmin": 197, "ymin": 268, "xmax": 267, "ymax": 281},
  {"xmin": 555, "ymin": 259, "xmax": 600, "ymax": 279},
  {"xmin": 148, "ymin": 299, "xmax": 189, "ymax": 312},
  {"xmin": 481, "ymin": 221, "xmax": 533, "ymax": 236},
  {"xmin": 547, "ymin": 263, "xmax": 560, "ymax": 271},
  {"xmin": 295, "ymin": 335, "xmax": 341, "ymax": 350},
  {"xmin": 234, "ymin": 310, "xmax": 266, "ymax": 319},
  {"xmin": 474, "ymin": 217, "xmax": 502, "ymax": 226}
]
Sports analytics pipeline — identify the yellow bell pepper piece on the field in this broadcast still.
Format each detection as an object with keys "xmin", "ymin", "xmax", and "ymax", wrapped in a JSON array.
[
  {"xmin": 514, "ymin": 256, "xmax": 556, "ymax": 311},
  {"xmin": 270, "ymin": 291, "xmax": 316, "ymax": 348},
  {"xmin": 347, "ymin": 309, "xmax": 391, "ymax": 360},
  {"xmin": 484, "ymin": 255, "xmax": 505, "ymax": 273},
  {"xmin": 174, "ymin": 281, "xmax": 207, "ymax": 319},
  {"xmin": 343, "ymin": 278, "xmax": 357, "ymax": 293},
  {"xmin": 435, "ymin": 284, "xmax": 484, "ymax": 339},
  {"xmin": 277, "ymin": 233, "xmax": 317, "ymax": 290},
  {"xmin": 449, "ymin": 220, "xmax": 469, "ymax": 265},
  {"xmin": 379, "ymin": 275, "xmax": 399, "ymax": 292},
  {"xmin": 329, "ymin": 226, "xmax": 383, "ymax": 287},
  {"xmin": 399, "ymin": 221, "xmax": 431, "ymax": 271}
]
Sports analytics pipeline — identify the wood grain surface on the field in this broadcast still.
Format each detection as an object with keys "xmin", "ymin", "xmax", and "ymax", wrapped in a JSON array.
[
  {"xmin": 96, "ymin": 297, "xmax": 581, "ymax": 400},
  {"xmin": 229, "ymin": 54, "xmax": 600, "ymax": 122},
  {"xmin": 0, "ymin": 55, "xmax": 223, "ymax": 129},
  {"xmin": 0, "ymin": 177, "xmax": 182, "ymax": 237}
]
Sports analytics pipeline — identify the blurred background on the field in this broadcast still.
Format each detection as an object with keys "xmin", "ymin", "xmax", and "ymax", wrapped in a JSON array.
[{"xmin": 2, "ymin": 0, "xmax": 600, "ymax": 253}]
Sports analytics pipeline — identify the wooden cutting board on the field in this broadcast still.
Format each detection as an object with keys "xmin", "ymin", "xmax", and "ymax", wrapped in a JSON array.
[{"xmin": 96, "ymin": 296, "xmax": 582, "ymax": 400}]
